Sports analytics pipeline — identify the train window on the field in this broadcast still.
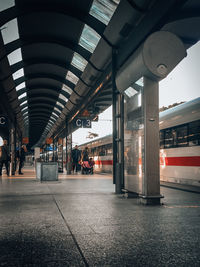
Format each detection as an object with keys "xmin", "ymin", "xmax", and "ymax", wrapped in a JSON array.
[
  {"xmin": 160, "ymin": 130, "xmax": 164, "ymax": 148},
  {"xmin": 164, "ymin": 128, "xmax": 175, "ymax": 148},
  {"xmin": 106, "ymin": 144, "xmax": 113, "ymax": 155},
  {"xmin": 176, "ymin": 125, "xmax": 188, "ymax": 147},
  {"xmin": 188, "ymin": 120, "xmax": 200, "ymax": 146}
]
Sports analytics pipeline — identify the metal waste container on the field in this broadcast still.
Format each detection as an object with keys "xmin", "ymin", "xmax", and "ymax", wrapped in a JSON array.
[{"xmin": 36, "ymin": 161, "xmax": 58, "ymax": 181}]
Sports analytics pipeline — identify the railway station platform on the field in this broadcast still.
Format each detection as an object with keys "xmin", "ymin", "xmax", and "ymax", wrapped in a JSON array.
[{"xmin": 0, "ymin": 167, "xmax": 200, "ymax": 266}]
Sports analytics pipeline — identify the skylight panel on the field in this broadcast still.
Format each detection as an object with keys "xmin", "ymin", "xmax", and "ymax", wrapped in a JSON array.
[
  {"xmin": 79, "ymin": 24, "xmax": 101, "ymax": 53},
  {"xmin": 54, "ymin": 107, "xmax": 61, "ymax": 113},
  {"xmin": 21, "ymin": 106, "xmax": 28, "ymax": 112},
  {"xmin": 56, "ymin": 101, "xmax": 64, "ymax": 109},
  {"xmin": 0, "ymin": 0, "xmax": 15, "ymax": 12},
  {"xmin": 12, "ymin": 68, "xmax": 24, "ymax": 80},
  {"xmin": 52, "ymin": 112, "xmax": 59, "ymax": 118},
  {"xmin": 1, "ymin": 19, "xmax": 19, "ymax": 45},
  {"xmin": 62, "ymin": 84, "xmax": 73, "ymax": 95},
  {"xmin": 16, "ymin": 82, "xmax": 25, "ymax": 91},
  {"xmin": 89, "ymin": 0, "xmax": 120, "ymax": 25},
  {"xmin": 59, "ymin": 93, "xmax": 68, "ymax": 102},
  {"xmin": 71, "ymin": 53, "xmax": 87, "ymax": 72},
  {"xmin": 66, "ymin": 71, "xmax": 79, "ymax": 85},
  {"xmin": 20, "ymin": 100, "xmax": 27, "ymax": 106},
  {"xmin": 124, "ymin": 87, "xmax": 137, "ymax": 98},
  {"xmin": 23, "ymin": 111, "xmax": 28, "ymax": 116},
  {"xmin": 8, "ymin": 48, "xmax": 22, "ymax": 65},
  {"xmin": 18, "ymin": 92, "xmax": 27, "ymax": 99},
  {"xmin": 50, "ymin": 116, "xmax": 57, "ymax": 121}
]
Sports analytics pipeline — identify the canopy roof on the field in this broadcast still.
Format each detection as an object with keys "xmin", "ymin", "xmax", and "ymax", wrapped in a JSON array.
[{"xmin": 0, "ymin": 0, "xmax": 200, "ymax": 147}]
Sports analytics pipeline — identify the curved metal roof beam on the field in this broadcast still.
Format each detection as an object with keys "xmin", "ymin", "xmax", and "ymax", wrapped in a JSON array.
[
  {"xmin": 27, "ymin": 87, "xmax": 70, "ymax": 99},
  {"xmin": 0, "ymin": 5, "xmax": 106, "ymax": 41},
  {"xmin": 19, "ymin": 96, "xmax": 64, "ymax": 110},
  {"xmin": 15, "ymin": 74, "xmax": 82, "ymax": 98},
  {"xmin": 4, "ymin": 37, "xmax": 102, "ymax": 72},
  {"xmin": 11, "ymin": 59, "xmax": 92, "ymax": 87},
  {"xmin": 5, "ymin": 36, "xmax": 91, "ymax": 62},
  {"xmin": 29, "ymin": 114, "xmax": 55, "ymax": 123},
  {"xmin": 20, "ymin": 102, "xmax": 61, "ymax": 115},
  {"xmin": 29, "ymin": 111, "xmax": 58, "ymax": 121},
  {"xmin": 11, "ymin": 58, "xmax": 82, "ymax": 78}
]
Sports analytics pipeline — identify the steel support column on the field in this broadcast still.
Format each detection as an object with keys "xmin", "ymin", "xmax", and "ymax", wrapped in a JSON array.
[
  {"xmin": 9, "ymin": 127, "xmax": 15, "ymax": 176},
  {"xmin": 66, "ymin": 120, "xmax": 72, "ymax": 174},
  {"xmin": 112, "ymin": 48, "xmax": 118, "ymax": 185},
  {"xmin": 112, "ymin": 48, "xmax": 124, "ymax": 193}
]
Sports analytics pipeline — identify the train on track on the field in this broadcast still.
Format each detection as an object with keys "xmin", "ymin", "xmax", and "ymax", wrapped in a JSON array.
[{"xmin": 79, "ymin": 98, "xmax": 200, "ymax": 187}]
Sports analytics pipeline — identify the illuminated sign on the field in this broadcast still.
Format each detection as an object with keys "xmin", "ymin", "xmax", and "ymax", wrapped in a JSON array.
[
  {"xmin": 22, "ymin": 137, "xmax": 29, "ymax": 144},
  {"xmin": 0, "ymin": 115, "xmax": 7, "ymax": 127},
  {"xmin": 74, "ymin": 118, "xmax": 91, "ymax": 128}
]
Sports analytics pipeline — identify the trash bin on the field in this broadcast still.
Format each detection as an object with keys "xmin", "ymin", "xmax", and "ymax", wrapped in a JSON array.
[{"xmin": 36, "ymin": 162, "xmax": 58, "ymax": 181}]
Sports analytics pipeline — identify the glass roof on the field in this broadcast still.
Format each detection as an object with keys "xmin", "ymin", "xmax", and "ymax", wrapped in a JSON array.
[
  {"xmin": 12, "ymin": 68, "xmax": 24, "ymax": 80},
  {"xmin": 66, "ymin": 71, "xmax": 79, "ymax": 85},
  {"xmin": 0, "ymin": 0, "xmax": 15, "ymax": 12},
  {"xmin": 54, "ymin": 107, "xmax": 61, "ymax": 114},
  {"xmin": 71, "ymin": 52, "xmax": 87, "ymax": 72},
  {"xmin": 62, "ymin": 84, "xmax": 73, "ymax": 95},
  {"xmin": 21, "ymin": 106, "xmax": 28, "ymax": 112},
  {"xmin": 89, "ymin": 0, "xmax": 120, "ymax": 25},
  {"xmin": 56, "ymin": 101, "xmax": 64, "ymax": 109},
  {"xmin": 124, "ymin": 87, "xmax": 138, "ymax": 98},
  {"xmin": 1, "ymin": 19, "xmax": 19, "ymax": 45},
  {"xmin": 79, "ymin": 24, "xmax": 101, "ymax": 53},
  {"xmin": 52, "ymin": 112, "xmax": 59, "ymax": 118},
  {"xmin": 16, "ymin": 82, "xmax": 25, "ymax": 91},
  {"xmin": 59, "ymin": 93, "xmax": 68, "ymax": 102},
  {"xmin": 50, "ymin": 116, "xmax": 57, "ymax": 121},
  {"xmin": 7, "ymin": 48, "xmax": 23, "ymax": 65},
  {"xmin": 18, "ymin": 92, "xmax": 27, "ymax": 99},
  {"xmin": 20, "ymin": 100, "xmax": 27, "ymax": 106}
]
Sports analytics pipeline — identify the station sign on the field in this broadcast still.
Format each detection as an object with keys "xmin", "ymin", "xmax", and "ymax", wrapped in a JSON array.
[
  {"xmin": 46, "ymin": 138, "xmax": 53, "ymax": 144},
  {"xmin": 22, "ymin": 137, "xmax": 29, "ymax": 144},
  {"xmin": 0, "ymin": 115, "xmax": 7, "ymax": 127},
  {"xmin": 74, "ymin": 118, "xmax": 91, "ymax": 128}
]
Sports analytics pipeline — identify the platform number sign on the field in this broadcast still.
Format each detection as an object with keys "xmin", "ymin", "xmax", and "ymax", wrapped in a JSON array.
[
  {"xmin": 83, "ymin": 119, "xmax": 91, "ymax": 128},
  {"xmin": 74, "ymin": 118, "xmax": 91, "ymax": 128},
  {"xmin": 0, "ymin": 115, "xmax": 7, "ymax": 127}
]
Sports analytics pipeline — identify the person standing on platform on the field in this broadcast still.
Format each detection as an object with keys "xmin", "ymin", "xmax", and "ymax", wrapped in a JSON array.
[
  {"xmin": 0, "ymin": 139, "xmax": 10, "ymax": 176},
  {"xmin": 72, "ymin": 145, "xmax": 81, "ymax": 173},
  {"xmin": 82, "ymin": 147, "xmax": 89, "ymax": 162},
  {"xmin": 16, "ymin": 145, "xmax": 27, "ymax": 175}
]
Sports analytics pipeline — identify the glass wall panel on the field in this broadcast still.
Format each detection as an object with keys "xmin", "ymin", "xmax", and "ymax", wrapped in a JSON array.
[{"xmin": 124, "ymin": 79, "xmax": 144, "ymax": 194}]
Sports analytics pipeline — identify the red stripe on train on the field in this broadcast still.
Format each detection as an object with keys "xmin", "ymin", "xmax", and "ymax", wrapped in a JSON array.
[
  {"xmin": 95, "ymin": 157, "xmax": 200, "ymax": 167},
  {"xmin": 164, "ymin": 156, "xmax": 200, "ymax": 167},
  {"xmin": 95, "ymin": 160, "xmax": 113, "ymax": 165}
]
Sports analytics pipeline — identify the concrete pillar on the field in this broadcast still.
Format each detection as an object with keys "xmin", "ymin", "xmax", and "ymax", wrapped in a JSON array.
[{"xmin": 140, "ymin": 77, "xmax": 162, "ymax": 205}]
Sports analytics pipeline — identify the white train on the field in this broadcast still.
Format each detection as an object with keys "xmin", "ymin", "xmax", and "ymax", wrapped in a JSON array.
[{"xmin": 79, "ymin": 98, "xmax": 200, "ymax": 187}]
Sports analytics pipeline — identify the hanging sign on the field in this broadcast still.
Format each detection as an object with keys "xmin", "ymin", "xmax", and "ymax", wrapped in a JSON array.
[
  {"xmin": 46, "ymin": 138, "xmax": 53, "ymax": 144},
  {"xmin": 0, "ymin": 115, "xmax": 7, "ymax": 127},
  {"xmin": 73, "ymin": 118, "xmax": 91, "ymax": 128},
  {"xmin": 22, "ymin": 137, "xmax": 29, "ymax": 144}
]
